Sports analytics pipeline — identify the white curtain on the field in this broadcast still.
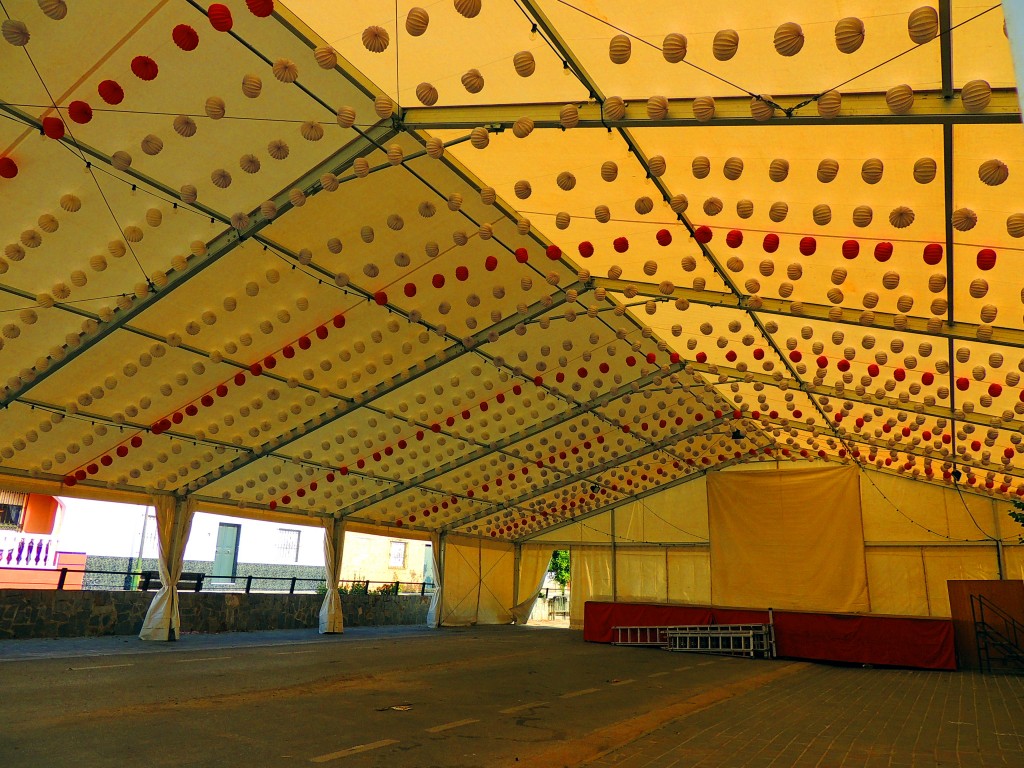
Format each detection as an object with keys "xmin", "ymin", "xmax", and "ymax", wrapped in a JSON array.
[
  {"xmin": 425, "ymin": 532, "xmax": 442, "ymax": 628},
  {"xmin": 139, "ymin": 495, "xmax": 197, "ymax": 641},
  {"xmin": 511, "ymin": 544, "xmax": 553, "ymax": 624},
  {"xmin": 319, "ymin": 518, "xmax": 346, "ymax": 634}
]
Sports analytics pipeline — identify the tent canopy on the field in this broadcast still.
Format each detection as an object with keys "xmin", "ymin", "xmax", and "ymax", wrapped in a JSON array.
[{"xmin": 0, "ymin": 0, "xmax": 1021, "ymax": 544}]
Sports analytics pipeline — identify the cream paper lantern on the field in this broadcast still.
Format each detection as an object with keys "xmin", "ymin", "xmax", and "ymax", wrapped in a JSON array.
[
  {"xmin": 603, "ymin": 96, "xmax": 626, "ymax": 121},
  {"xmin": 70, "ymin": 271, "xmax": 89, "ymax": 288},
  {"xmin": 669, "ymin": 194, "xmax": 688, "ymax": 214},
  {"xmin": 768, "ymin": 158, "xmax": 790, "ymax": 182},
  {"xmin": 513, "ymin": 51, "xmax": 535, "ymax": 77},
  {"xmin": 692, "ymin": 96, "xmax": 716, "ymax": 122},
  {"xmin": 1006, "ymin": 213, "xmax": 1024, "ymax": 238},
  {"xmin": 952, "ymin": 207, "xmax": 977, "ymax": 231},
  {"xmin": 914, "ymin": 157, "xmax": 937, "ymax": 183},
  {"xmin": 817, "ymin": 158, "xmax": 839, "ymax": 183},
  {"xmin": 361, "ymin": 25, "xmax": 389, "ymax": 53},
  {"xmin": 239, "ymin": 153, "xmax": 261, "ymax": 174},
  {"xmin": 713, "ymin": 29, "xmax": 739, "ymax": 61},
  {"xmin": 242, "ymin": 74, "xmax": 262, "ymax": 98},
  {"xmin": 205, "ymin": 96, "xmax": 225, "ymax": 119},
  {"xmin": 647, "ymin": 95, "xmax": 669, "ymax": 120},
  {"xmin": 961, "ymin": 80, "xmax": 992, "ymax": 112},
  {"xmin": 601, "ymin": 160, "xmax": 618, "ymax": 181},
  {"xmin": 886, "ymin": 84, "xmax": 915, "ymax": 114},
  {"xmin": 422, "ymin": 136, "xmax": 443, "ymax": 158},
  {"xmin": 555, "ymin": 212, "xmax": 570, "ymax": 229},
  {"xmin": 712, "ymin": 155, "xmax": 744, "ymax": 183},
  {"xmin": 737, "ymin": 199, "xmax": 754, "ymax": 218},
  {"xmin": 692, "ymin": 156, "xmax": 711, "ymax": 178},
  {"xmin": 415, "ymin": 82, "xmax": 438, "ymax": 106},
  {"xmin": 927, "ymin": 274, "xmax": 946, "ymax": 293},
  {"xmin": 636, "ymin": 196, "xmax": 654, "ymax": 214},
  {"xmin": 111, "ymin": 151, "xmax": 132, "ymax": 170},
  {"xmin": 908, "ymin": 7, "xmax": 939, "ymax": 44},
  {"xmin": 374, "ymin": 95, "xmax": 395, "ymax": 119},
  {"xmin": 320, "ymin": 172, "xmax": 339, "ymax": 192},
  {"xmin": 512, "ymin": 116, "xmax": 534, "ymax": 138},
  {"xmin": 211, "ymin": 169, "xmax": 232, "ymax": 188},
  {"xmin": 314, "ymin": 45, "xmax": 337, "ymax": 69},
  {"xmin": 979, "ymin": 159, "xmax": 1009, "ymax": 186},
  {"xmin": 769, "ymin": 202, "xmax": 789, "ymax": 222},
  {"xmin": 447, "ymin": 193, "xmax": 463, "ymax": 211},
  {"xmin": 406, "ymin": 7, "xmax": 429, "ymax": 36},
  {"xmin": 454, "ymin": 0, "xmax": 481, "ymax": 19},
  {"xmin": 288, "ymin": 188, "xmax": 306, "ymax": 207},
  {"xmin": 609, "ymin": 34, "xmax": 631, "ymax": 64},
  {"xmin": 2, "ymin": 19, "xmax": 30, "ymax": 46},
  {"xmin": 817, "ymin": 90, "xmax": 842, "ymax": 118},
  {"xmin": 173, "ymin": 114, "xmax": 197, "ymax": 137},
  {"xmin": 180, "ymin": 184, "xmax": 197, "ymax": 204},
  {"xmin": 461, "ymin": 69, "xmax": 485, "ymax": 95},
  {"xmin": 649, "ymin": 155, "xmax": 666, "ymax": 177},
  {"xmin": 751, "ymin": 96, "xmax": 775, "ymax": 121},
  {"xmin": 59, "ymin": 194, "xmax": 81, "ymax": 212},
  {"xmin": 595, "ymin": 205, "xmax": 611, "ymax": 223},
  {"xmin": 890, "ymin": 206, "xmax": 915, "ymax": 228},
  {"xmin": 38, "ymin": 214, "xmax": 58, "ymax": 233},
  {"xmin": 145, "ymin": 208, "xmax": 162, "ymax": 227},
  {"xmin": 835, "ymin": 17, "xmax": 865, "ymax": 53},
  {"xmin": 703, "ymin": 197, "xmax": 723, "ymax": 216},
  {"xmin": 272, "ymin": 59, "xmax": 299, "ymax": 83},
  {"xmin": 327, "ymin": 237, "xmax": 343, "ymax": 253},
  {"xmin": 560, "ymin": 104, "xmax": 579, "ymax": 129},
  {"xmin": 386, "ymin": 143, "xmax": 404, "ymax": 165},
  {"xmin": 556, "ymin": 171, "xmax": 576, "ymax": 191},
  {"xmin": 360, "ymin": 226, "xmax": 374, "ymax": 243},
  {"xmin": 336, "ymin": 106, "xmax": 356, "ymax": 129},
  {"xmin": 812, "ymin": 204, "xmax": 832, "ymax": 226},
  {"xmin": 969, "ymin": 278, "xmax": 988, "ymax": 298},
  {"xmin": 268, "ymin": 139, "xmax": 289, "ymax": 159},
  {"xmin": 260, "ymin": 200, "xmax": 278, "ymax": 218},
  {"xmin": 470, "ymin": 126, "xmax": 489, "ymax": 149},
  {"xmin": 774, "ymin": 22, "xmax": 804, "ymax": 56},
  {"xmin": 663, "ymin": 33, "xmax": 687, "ymax": 63},
  {"xmin": 300, "ymin": 121, "xmax": 324, "ymax": 141},
  {"xmin": 141, "ymin": 134, "xmax": 163, "ymax": 156},
  {"xmin": 862, "ymin": 158, "xmax": 884, "ymax": 183}
]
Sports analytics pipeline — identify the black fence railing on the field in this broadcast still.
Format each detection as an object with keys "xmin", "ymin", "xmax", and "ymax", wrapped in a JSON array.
[{"xmin": 3, "ymin": 566, "xmax": 435, "ymax": 596}]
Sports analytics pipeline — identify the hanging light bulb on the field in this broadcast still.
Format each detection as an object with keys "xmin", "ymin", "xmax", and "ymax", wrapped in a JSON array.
[
  {"xmin": 563, "ymin": 60, "xmax": 570, "ymax": 76},
  {"xmin": 530, "ymin": 24, "xmax": 537, "ymax": 41}
]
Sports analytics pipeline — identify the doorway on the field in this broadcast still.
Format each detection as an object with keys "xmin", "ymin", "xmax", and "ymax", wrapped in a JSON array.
[{"xmin": 212, "ymin": 522, "xmax": 240, "ymax": 583}]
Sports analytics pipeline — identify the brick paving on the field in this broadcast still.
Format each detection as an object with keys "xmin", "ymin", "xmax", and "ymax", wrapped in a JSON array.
[{"xmin": 587, "ymin": 663, "xmax": 1024, "ymax": 768}]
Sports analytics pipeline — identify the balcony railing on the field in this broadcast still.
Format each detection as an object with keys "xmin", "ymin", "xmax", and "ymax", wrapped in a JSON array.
[{"xmin": 0, "ymin": 531, "xmax": 59, "ymax": 569}]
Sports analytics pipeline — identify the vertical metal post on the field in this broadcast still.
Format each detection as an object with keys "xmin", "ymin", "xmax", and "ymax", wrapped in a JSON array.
[
  {"xmin": 512, "ymin": 542, "xmax": 522, "ymax": 619},
  {"xmin": 992, "ymin": 499, "xmax": 1005, "ymax": 579},
  {"xmin": 57, "ymin": 567, "xmax": 67, "ymax": 590},
  {"xmin": 194, "ymin": 573, "xmax": 204, "ymax": 593},
  {"xmin": 290, "ymin": 577, "xmax": 297, "ymax": 595},
  {"xmin": 245, "ymin": 575, "xmax": 253, "ymax": 594}
]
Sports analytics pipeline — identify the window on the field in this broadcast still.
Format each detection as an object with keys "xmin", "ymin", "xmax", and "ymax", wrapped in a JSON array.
[
  {"xmin": 389, "ymin": 540, "xmax": 407, "ymax": 568},
  {"xmin": 0, "ymin": 490, "xmax": 25, "ymax": 531},
  {"xmin": 278, "ymin": 528, "xmax": 301, "ymax": 563}
]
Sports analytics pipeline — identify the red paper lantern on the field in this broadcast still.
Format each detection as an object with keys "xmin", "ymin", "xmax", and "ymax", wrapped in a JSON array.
[
  {"xmin": 263, "ymin": 355, "xmax": 277, "ymax": 369},
  {"xmin": 726, "ymin": 229, "xmax": 743, "ymax": 248},
  {"xmin": 695, "ymin": 351, "xmax": 707, "ymax": 363},
  {"xmin": 171, "ymin": 412, "xmax": 184, "ymax": 424},
  {"xmin": 613, "ymin": 236, "xmax": 629, "ymax": 252},
  {"xmin": 315, "ymin": 325, "xmax": 328, "ymax": 340},
  {"xmin": 841, "ymin": 240, "xmax": 859, "ymax": 259},
  {"xmin": 42, "ymin": 117, "xmax": 65, "ymax": 140},
  {"xmin": 656, "ymin": 229, "xmax": 672, "ymax": 246},
  {"xmin": 130, "ymin": 435, "xmax": 143, "ymax": 448},
  {"xmin": 332, "ymin": 313, "xmax": 345, "ymax": 328},
  {"xmin": 789, "ymin": 350, "xmax": 802, "ymax": 363},
  {"xmin": 692, "ymin": 227, "xmax": 712, "ymax": 244},
  {"xmin": 799, "ymin": 236, "xmax": 816, "ymax": 256},
  {"xmin": 921, "ymin": 371, "xmax": 934, "ymax": 385},
  {"xmin": 97, "ymin": 80, "xmax": 124, "ymax": 105},
  {"xmin": 867, "ymin": 363, "xmax": 879, "ymax": 377},
  {"xmin": 116, "ymin": 445, "xmax": 129, "ymax": 458},
  {"xmin": 0, "ymin": 157, "xmax": 18, "ymax": 179},
  {"xmin": 68, "ymin": 100, "xmax": 92, "ymax": 124},
  {"xmin": 989, "ymin": 382, "xmax": 1003, "ymax": 397},
  {"xmin": 403, "ymin": 282, "xmax": 416, "ymax": 297},
  {"xmin": 298, "ymin": 336, "xmax": 312, "ymax": 350},
  {"xmin": 546, "ymin": 244, "xmax": 562, "ymax": 260},
  {"xmin": 282, "ymin": 345, "xmax": 295, "ymax": 359},
  {"xmin": 374, "ymin": 291, "xmax": 388, "ymax": 305},
  {"xmin": 837, "ymin": 359, "xmax": 850, "ymax": 372},
  {"xmin": 171, "ymin": 24, "xmax": 199, "ymax": 51},
  {"xmin": 233, "ymin": 372, "xmax": 246, "ymax": 386},
  {"xmin": 894, "ymin": 368, "xmax": 906, "ymax": 381},
  {"xmin": 130, "ymin": 56, "xmax": 159, "ymax": 81},
  {"xmin": 816, "ymin": 355, "xmax": 828, "ymax": 369},
  {"xmin": 64, "ymin": 476, "xmax": 77, "ymax": 487},
  {"xmin": 455, "ymin": 265, "xmax": 469, "ymax": 281},
  {"xmin": 100, "ymin": 455, "xmax": 113, "ymax": 467},
  {"xmin": 977, "ymin": 248, "xmax": 997, "ymax": 270},
  {"xmin": 725, "ymin": 349, "xmax": 737, "ymax": 362},
  {"xmin": 922, "ymin": 243, "xmax": 943, "ymax": 265},
  {"xmin": 514, "ymin": 247, "xmax": 529, "ymax": 263},
  {"xmin": 246, "ymin": 0, "xmax": 275, "ymax": 17},
  {"xmin": 752, "ymin": 348, "xmax": 764, "ymax": 360},
  {"xmin": 431, "ymin": 273, "xmax": 445, "ymax": 289},
  {"xmin": 578, "ymin": 241, "xmax": 594, "ymax": 257},
  {"xmin": 200, "ymin": 394, "xmax": 215, "ymax": 407},
  {"xmin": 874, "ymin": 242, "xmax": 893, "ymax": 262},
  {"xmin": 249, "ymin": 362, "xmax": 263, "ymax": 376},
  {"xmin": 956, "ymin": 377, "xmax": 970, "ymax": 391},
  {"xmin": 216, "ymin": 384, "xmax": 229, "ymax": 398},
  {"xmin": 762, "ymin": 233, "xmax": 779, "ymax": 252},
  {"xmin": 208, "ymin": 3, "xmax": 233, "ymax": 31},
  {"xmin": 484, "ymin": 255, "xmax": 498, "ymax": 270}
]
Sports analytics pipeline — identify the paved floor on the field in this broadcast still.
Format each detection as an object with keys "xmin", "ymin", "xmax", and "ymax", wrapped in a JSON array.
[{"xmin": 1, "ymin": 627, "xmax": 1022, "ymax": 768}]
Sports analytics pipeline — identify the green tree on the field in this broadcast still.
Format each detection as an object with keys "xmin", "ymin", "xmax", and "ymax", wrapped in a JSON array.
[
  {"xmin": 1010, "ymin": 499, "xmax": 1024, "ymax": 542},
  {"xmin": 548, "ymin": 550, "xmax": 570, "ymax": 593}
]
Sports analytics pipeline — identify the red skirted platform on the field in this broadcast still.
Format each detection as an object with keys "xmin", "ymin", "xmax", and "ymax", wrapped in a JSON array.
[{"xmin": 584, "ymin": 601, "xmax": 956, "ymax": 671}]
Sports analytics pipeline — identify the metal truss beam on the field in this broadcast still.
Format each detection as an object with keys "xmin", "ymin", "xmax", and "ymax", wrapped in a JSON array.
[
  {"xmin": 593, "ymin": 278, "xmax": 1024, "ymax": 351},
  {"xmin": 440, "ymin": 415, "xmax": 731, "ymax": 532},
  {"xmin": 182, "ymin": 282, "xmax": 588, "ymax": 493},
  {"xmin": 402, "ymin": 90, "xmax": 1022, "ymax": 131}
]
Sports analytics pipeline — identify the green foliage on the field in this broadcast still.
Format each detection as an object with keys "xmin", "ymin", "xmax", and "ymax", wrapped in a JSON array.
[
  {"xmin": 1010, "ymin": 499, "xmax": 1024, "ymax": 539},
  {"xmin": 549, "ymin": 550, "xmax": 570, "ymax": 591},
  {"xmin": 374, "ymin": 581, "xmax": 400, "ymax": 595}
]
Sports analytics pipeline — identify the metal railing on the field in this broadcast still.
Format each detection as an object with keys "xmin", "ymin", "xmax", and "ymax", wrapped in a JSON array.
[
  {"xmin": 0, "ymin": 531, "xmax": 59, "ymax": 569},
  {"xmin": 971, "ymin": 593, "xmax": 1024, "ymax": 674},
  {"xmin": 1, "ymin": 565, "xmax": 434, "ymax": 596}
]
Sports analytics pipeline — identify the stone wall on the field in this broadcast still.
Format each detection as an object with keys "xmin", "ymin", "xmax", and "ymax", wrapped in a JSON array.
[{"xmin": 0, "ymin": 589, "xmax": 431, "ymax": 639}]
